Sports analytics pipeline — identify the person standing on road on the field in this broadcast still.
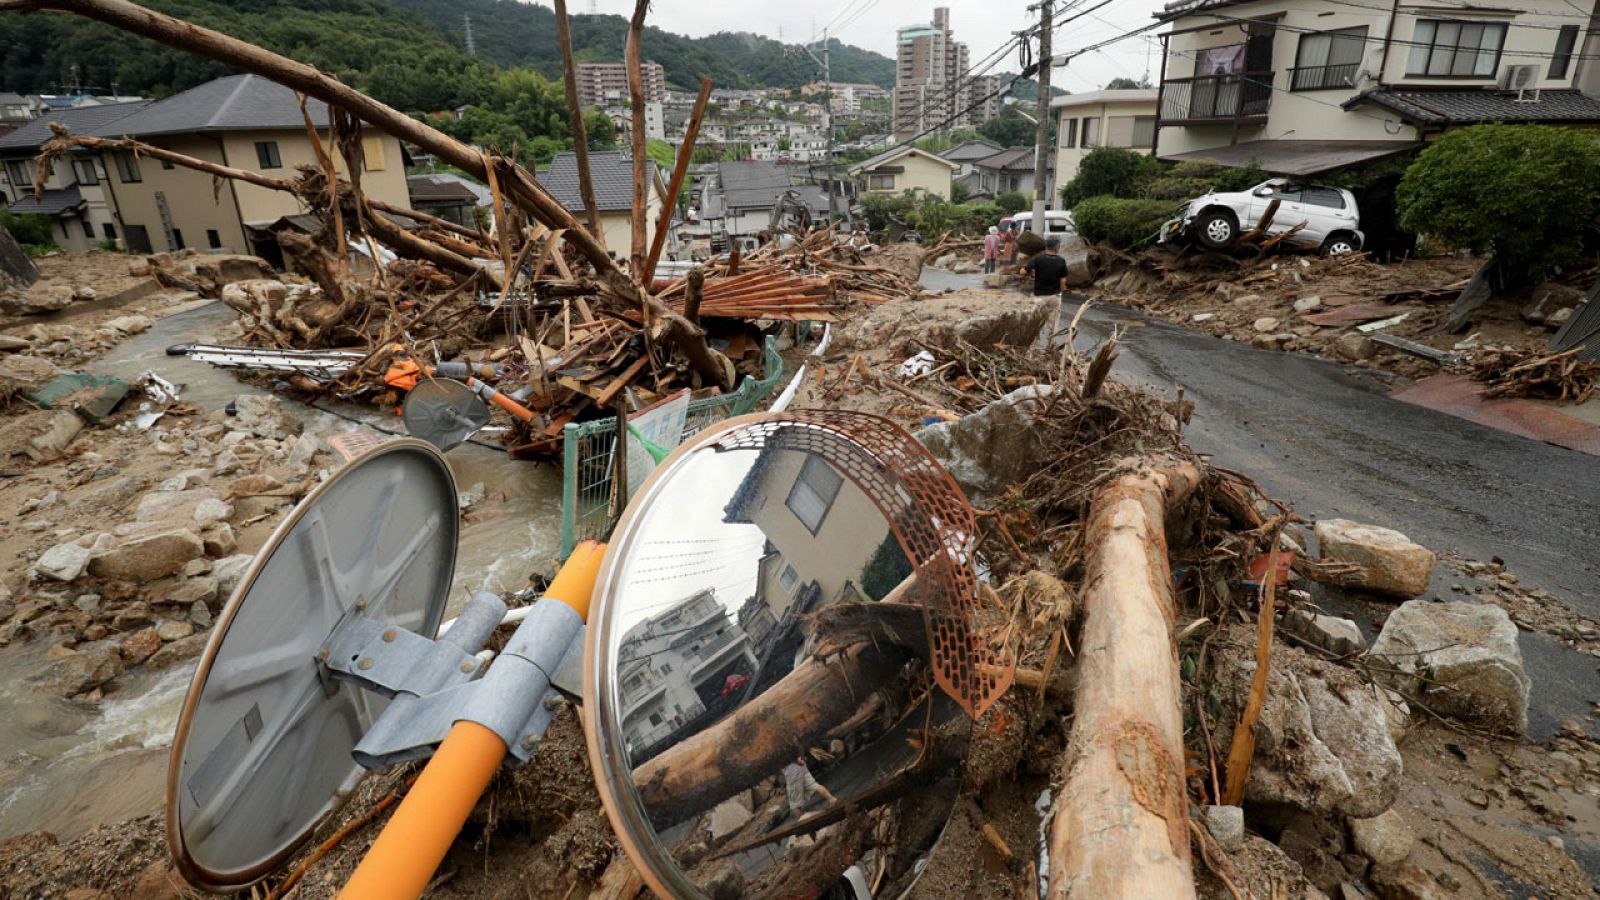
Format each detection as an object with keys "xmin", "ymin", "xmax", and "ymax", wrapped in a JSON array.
[
  {"xmin": 1003, "ymin": 222, "xmax": 1019, "ymax": 265},
  {"xmin": 982, "ymin": 225, "xmax": 1001, "ymax": 274},
  {"xmin": 1023, "ymin": 236, "xmax": 1068, "ymax": 296}
]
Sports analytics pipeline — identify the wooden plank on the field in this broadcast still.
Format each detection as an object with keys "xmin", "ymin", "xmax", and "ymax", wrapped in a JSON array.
[{"xmin": 594, "ymin": 356, "xmax": 650, "ymax": 408}]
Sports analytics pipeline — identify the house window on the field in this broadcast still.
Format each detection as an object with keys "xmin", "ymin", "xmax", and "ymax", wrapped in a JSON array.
[
  {"xmin": 1551, "ymin": 25, "xmax": 1579, "ymax": 80},
  {"xmin": 779, "ymin": 564, "xmax": 799, "ymax": 594},
  {"xmin": 81, "ymin": 219, "xmax": 94, "ymax": 239},
  {"xmin": 648, "ymin": 712, "xmax": 662, "ymax": 726},
  {"xmin": 255, "ymin": 141, "xmax": 282, "ymax": 169},
  {"xmin": 1406, "ymin": 20, "xmax": 1507, "ymax": 78},
  {"xmin": 160, "ymin": 157, "xmax": 174, "ymax": 170},
  {"xmin": 785, "ymin": 455, "xmax": 842, "ymax": 534},
  {"xmin": 170, "ymin": 228, "xmax": 185, "ymax": 250},
  {"xmin": 1292, "ymin": 26, "xmax": 1368, "ymax": 91},
  {"xmin": 5, "ymin": 159, "xmax": 31, "ymax": 187},
  {"xmin": 73, "ymin": 159, "xmax": 99, "ymax": 186},
  {"xmin": 1131, "ymin": 116, "xmax": 1156, "ymax": 149},
  {"xmin": 1060, "ymin": 117, "xmax": 1078, "ymax": 149},
  {"xmin": 361, "ymin": 135, "xmax": 386, "ymax": 171},
  {"xmin": 114, "ymin": 151, "xmax": 142, "ymax": 183},
  {"xmin": 101, "ymin": 223, "xmax": 116, "ymax": 240},
  {"xmin": 1081, "ymin": 117, "xmax": 1100, "ymax": 148},
  {"xmin": 867, "ymin": 173, "xmax": 895, "ymax": 190},
  {"xmin": 206, "ymin": 229, "xmax": 222, "ymax": 249}
]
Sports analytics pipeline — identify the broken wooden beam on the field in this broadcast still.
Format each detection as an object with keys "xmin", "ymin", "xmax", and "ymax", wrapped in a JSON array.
[
  {"xmin": 641, "ymin": 77, "xmax": 712, "ymax": 283},
  {"xmin": 552, "ymin": 0, "xmax": 604, "ymax": 245}
]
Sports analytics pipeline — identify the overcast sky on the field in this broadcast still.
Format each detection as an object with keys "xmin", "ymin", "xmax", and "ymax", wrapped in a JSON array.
[{"xmin": 535, "ymin": 0, "xmax": 1173, "ymax": 94}]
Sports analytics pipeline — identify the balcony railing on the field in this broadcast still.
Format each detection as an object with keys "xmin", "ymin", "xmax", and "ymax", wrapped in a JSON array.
[
  {"xmin": 1159, "ymin": 72, "xmax": 1275, "ymax": 124},
  {"xmin": 1289, "ymin": 63, "xmax": 1359, "ymax": 92}
]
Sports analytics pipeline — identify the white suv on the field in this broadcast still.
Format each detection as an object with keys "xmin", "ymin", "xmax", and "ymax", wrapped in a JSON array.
[{"xmin": 1173, "ymin": 179, "xmax": 1363, "ymax": 254}]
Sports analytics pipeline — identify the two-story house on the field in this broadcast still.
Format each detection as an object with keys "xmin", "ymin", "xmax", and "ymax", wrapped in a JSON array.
[
  {"xmin": 1052, "ymin": 89, "xmax": 1160, "ymax": 183},
  {"xmin": 848, "ymin": 144, "xmax": 959, "ymax": 200},
  {"xmin": 0, "ymin": 101, "xmax": 147, "ymax": 251},
  {"xmin": 1154, "ymin": 0, "xmax": 1600, "ymax": 176}
]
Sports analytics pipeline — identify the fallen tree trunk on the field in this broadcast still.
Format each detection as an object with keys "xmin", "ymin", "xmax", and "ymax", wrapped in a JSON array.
[
  {"xmin": 632, "ymin": 642, "xmax": 911, "ymax": 826},
  {"xmin": 1049, "ymin": 459, "xmax": 1201, "ymax": 900},
  {"xmin": 3, "ymin": 0, "xmax": 733, "ymax": 390}
]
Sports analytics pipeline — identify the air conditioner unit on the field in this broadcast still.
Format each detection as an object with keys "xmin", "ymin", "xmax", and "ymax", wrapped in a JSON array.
[{"xmin": 1500, "ymin": 64, "xmax": 1541, "ymax": 100}]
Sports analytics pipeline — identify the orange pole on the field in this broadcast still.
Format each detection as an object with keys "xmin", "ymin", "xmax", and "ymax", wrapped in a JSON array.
[{"xmin": 339, "ymin": 541, "xmax": 606, "ymax": 899}]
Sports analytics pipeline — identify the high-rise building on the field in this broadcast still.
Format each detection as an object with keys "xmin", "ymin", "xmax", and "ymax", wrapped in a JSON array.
[
  {"xmin": 575, "ymin": 62, "xmax": 667, "ymax": 106},
  {"xmin": 892, "ymin": 7, "xmax": 994, "ymax": 140}
]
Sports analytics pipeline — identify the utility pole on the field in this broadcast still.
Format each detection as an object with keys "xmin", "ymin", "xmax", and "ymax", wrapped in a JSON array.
[
  {"xmin": 802, "ymin": 31, "xmax": 851, "ymax": 231},
  {"xmin": 1030, "ymin": 0, "xmax": 1053, "ymax": 237}
]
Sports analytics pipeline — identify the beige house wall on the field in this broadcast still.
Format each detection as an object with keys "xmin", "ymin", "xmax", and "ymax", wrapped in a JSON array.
[
  {"xmin": 593, "ymin": 189, "xmax": 661, "ymax": 261},
  {"xmin": 1055, "ymin": 97, "xmax": 1158, "ymax": 184},
  {"xmin": 858, "ymin": 149, "xmax": 955, "ymax": 200},
  {"xmin": 748, "ymin": 451, "xmax": 891, "ymax": 606},
  {"xmin": 1156, "ymin": 0, "xmax": 1596, "ymax": 159}
]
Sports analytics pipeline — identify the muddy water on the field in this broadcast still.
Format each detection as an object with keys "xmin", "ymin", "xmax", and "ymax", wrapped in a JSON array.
[{"xmin": 0, "ymin": 301, "xmax": 564, "ymax": 841}]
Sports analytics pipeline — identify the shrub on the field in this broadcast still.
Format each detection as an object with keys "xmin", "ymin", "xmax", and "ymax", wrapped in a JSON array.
[
  {"xmin": 950, "ymin": 179, "xmax": 971, "ymax": 203},
  {"xmin": 0, "ymin": 211, "xmax": 56, "ymax": 248},
  {"xmin": 1059, "ymin": 147, "xmax": 1163, "ymax": 208},
  {"xmin": 1072, "ymin": 196, "xmax": 1174, "ymax": 249},
  {"xmin": 1142, "ymin": 158, "xmax": 1266, "ymax": 202},
  {"xmin": 995, "ymin": 191, "xmax": 1030, "ymax": 214},
  {"xmin": 1398, "ymin": 124, "xmax": 1600, "ymax": 284}
]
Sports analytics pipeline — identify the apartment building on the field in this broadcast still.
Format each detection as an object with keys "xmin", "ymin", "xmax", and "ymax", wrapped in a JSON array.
[
  {"xmin": 1155, "ymin": 0, "xmax": 1600, "ymax": 175},
  {"xmin": 575, "ymin": 61, "xmax": 666, "ymax": 106},
  {"xmin": 893, "ymin": 7, "xmax": 996, "ymax": 139},
  {"xmin": 1053, "ymin": 89, "xmax": 1159, "ymax": 182}
]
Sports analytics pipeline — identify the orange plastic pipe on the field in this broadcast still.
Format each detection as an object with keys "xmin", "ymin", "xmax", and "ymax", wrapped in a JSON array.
[{"xmin": 339, "ymin": 541, "xmax": 606, "ymax": 898}]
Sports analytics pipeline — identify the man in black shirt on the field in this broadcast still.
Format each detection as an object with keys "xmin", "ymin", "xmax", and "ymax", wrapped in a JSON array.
[{"xmin": 1023, "ymin": 237, "xmax": 1068, "ymax": 296}]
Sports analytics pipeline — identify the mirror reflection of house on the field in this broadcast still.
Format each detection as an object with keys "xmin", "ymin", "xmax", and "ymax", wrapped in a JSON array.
[{"xmin": 617, "ymin": 588, "xmax": 761, "ymax": 760}]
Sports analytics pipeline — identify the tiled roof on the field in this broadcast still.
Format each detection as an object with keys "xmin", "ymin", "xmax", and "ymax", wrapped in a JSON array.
[
  {"xmin": 973, "ymin": 147, "xmax": 1041, "ymax": 172},
  {"xmin": 407, "ymin": 173, "xmax": 481, "ymax": 204},
  {"xmin": 847, "ymin": 144, "xmax": 957, "ymax": 174},
  {"xmin": 941, "ymin": 139, "xmax": 1003, "ymax": 162},
  {"xmin": 88, "ymin": 74, "xmax": 331, "ymax": 138},
  {"xmin": 716, "ymin": 160, "xmax": 793, "ymax": 210},
  {"xmin": 1345, "ymin": 88, "xmax": 1600, "ymax": 126},
  {"xmin": 0, "ymin": 101, "xmax": 147, "ymax": 151},
  {"xmin": 7, "ymin": 184, "xmax": 83, "ymax": 216},
  {"xmin": 542, "ymin": 150, "xmax": 656, "ymax": 213}
]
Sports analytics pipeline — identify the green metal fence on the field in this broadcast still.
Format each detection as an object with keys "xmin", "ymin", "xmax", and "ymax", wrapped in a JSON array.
[{"xmin": 559, "ymin": 336, "xmax": 786, "ymax": 556}]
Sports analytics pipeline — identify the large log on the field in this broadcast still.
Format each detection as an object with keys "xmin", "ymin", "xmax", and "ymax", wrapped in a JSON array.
[
  {"xmin": 631, "ymin": 642, "xmax": 911, "ymax": 826},
  {"xmin": 1, "ymin": 0, "xmax": 733, "ymax": 390},
  {"xmin": 1048, "ymin": 459, "xmax": 1200, "ymax": 900},
  {"xmin": 624, "ymin": 0, "xmax": 649, "ymax": 281},
  {"xmin": 552, "ymin": 0, "xmax": 603, "ymax": 244}
]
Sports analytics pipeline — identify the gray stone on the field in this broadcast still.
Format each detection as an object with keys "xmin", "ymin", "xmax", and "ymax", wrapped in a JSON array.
[
  {"xmin": 201, "ymin": 524, "xmax": 236, "ymax": 557},
  {"xmin": 189, "ymin": 601, "xmax": 213, "ymax": 628},
  {"xmin": 1369, "ymin": 862, "xmax": 1445, "ymax": 900},
  {"xmin": 0, "ymin": 283, "xmax": 74, "ymax": 316},
  {"xmin": 1284, "ymin": 609, "xmax": 1366, "ymax": 657},
  {"xmin": 914, "ymin": 384, "xmax": 1055, "ymax": 506},
  {"xmin": 1214, "ymin": 629, "xmax": 1401, "ymax": 818},
  {"xmin": 1204, "ymin": 804, "xmax": 1245, "ymax": 852},
  {"xmin": 167, "ymin": 576, "xmax": 219, "ymax": 610},
  {"xmin": 1294, "ymin": 295, "xmax": 1324, "ymax": 313},
  {"xmin": 35, "ymin": 540, "xmax": 92, "ymax": 582},
  {"xmin": 212, "ymin": 448, "xmax": 242, "ymax": 476},
  {"xmin": 102, "ymin": 314, "xmax": 152, "ymax": 335},
  {"xmin": 26, "ymin": 410, "xmax": 83, "ymax": 461},
  {"xmin": 1192, "ymin": 312, "xmax": 1216, "ymax": 322},
  {"xmin": 211, "ymin": 554, "xmax": 254, "ymax": 597},
  {"xmin": 457, "ymin": 482, "xmax": 487, "ymax": 510},
  {"xmin": 181, "ymin": 558, "xmax": 211, "ymax": 577},
  {"xmin": 0, "ymin": 334, "xmax": 31, "ymax": 352},
  {"xmin": 1367, "ymin": 600, "xmax": 1530, "ymax": 735},
  {"xmin": 1350, "ymin": 808, "xmax": 1412, "ymax": 866},
  {"xmin": 155, "ymin": 619, "xmax": 194, "ymax": 642},
  {"xmin": 34, "ymin": 645, "xmax": 123, "ymax": 696},
  {"xmin": 135, "ymin": 487, "xmax": 221, "ymax": 522},
  {"xmin": 232, "ymin": 393, "xmax": 297, "ymax": 440},
  {"xmin": 1254, "ymin": 316, "xmax": 1282, "ymax": 333},
  {"xmin": 192, "ymin": 497, "xmax": 233, "ymax": 525},
  {"xmin": 1314, "ymin": 519, "xmax": 1435, "ymax": 599},
  {"xmin": 73, "ymin": 593, "xmax": 101, "ymax": 614},
  {"xmin": 146, "ymin": 632, "xmax": 207, "ymax": 669},
  {"xmin": 287, "ymin": 433, "xmax": 321, "ymax": 469},
  {"xmin": 87, "ymin": 529, "xmax": 204, "ymax": 581},
  {"xmin": 157, "ymin": 475, "xmax": 190, "ymax": 492}
]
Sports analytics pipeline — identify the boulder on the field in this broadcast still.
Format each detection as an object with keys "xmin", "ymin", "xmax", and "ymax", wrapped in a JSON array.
[
  {"xmin": 192, "ymin": 497, "xmax": 234, "ymax": 525},
  {"xmin": 1212, "ymin": 629, "xmax": 1402, "ymax": 818},
  {"xmin": 0, "ymin": 333, "xmax": 32, "ymax": 352},
  {"xmin": 35, "ymin": 540, "xmax": 92, "ymax": 582},
  {"xmin": 34, "ymin": 644, "xmax": 123, "ymax": 696},
  {"xmin": 1369, "ymin": 862, "xmax": 1446, "ymax": 900},
  {"xmin": 167, "ymin": 576, "xmax": 219, "ymax": 610},
  {"xmin": 212, "ymin": 553, "xmax": 254, "ymax": 597},
  {"xmin": 914, "ymin": 384, "xmax": 1055, "ymax": 505},
  {"xmin": 1314, "ymin": 519, "xmax": 1435, "ymax": 599},
  {"xmin": 146, "ymin": 632, "xmax": 207, "ymax": 669},
  {"xmin": 1367, "ymin": 600, "xmax": 1530, "ymax": 734},
  {"xmin": 1254, "ymin": 317, "xmax": 1282, "ymax": 333},
  {"xmin": 201, "ymin": 524, "xmax": 236, "ymax": 557},
  {"xmin": 1350, "ymin": 808, "xmax": 1412, "ymax": 867},
  {"xmin": 26, "ymin": 410, "xmax": 84, "ymax": 461},
  {"xmin": 0, "ymin": 283, "xmax": 74, "ymax": 316},
  {"xmin": 1283, "ymin": 609, "xmax": 1366, "ymax": 657},
  {"xmin": 102, "ymin": 314, "xmax": 153, "ymax": 336},
  {"xmin": 930, "ymin": 296, "xmax": 1056, "ymax": 350},
  {"xmin": 135, "ymin": 487, "xmax": 222, "ymax": 522},
  {"xmin": 118, "ymin": 627, "xmax": 162, "ymax": 665},
  {"xmin": 87, "ymin": 529, "xmax": 204, "ymax": 581},
  {"xmin": 1333, "ymin": 333, "xmax": 1377, "ymax": 362}
]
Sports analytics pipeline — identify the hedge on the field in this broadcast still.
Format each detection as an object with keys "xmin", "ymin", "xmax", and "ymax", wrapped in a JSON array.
[{"xmin": 1071, "ymin": 196, "xmax": 1174, "ymax": 249}]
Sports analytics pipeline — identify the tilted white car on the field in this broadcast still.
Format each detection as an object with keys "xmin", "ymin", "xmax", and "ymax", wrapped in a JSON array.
[{"xmin": 1171, "ymin": 179, "xmax": 1363, "ymax": 254}]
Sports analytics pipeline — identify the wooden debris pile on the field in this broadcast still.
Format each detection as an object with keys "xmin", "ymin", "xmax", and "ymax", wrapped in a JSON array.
[{"xmin": 1470, "ymin": 345, "xmax": 1599, "ymax": 404}]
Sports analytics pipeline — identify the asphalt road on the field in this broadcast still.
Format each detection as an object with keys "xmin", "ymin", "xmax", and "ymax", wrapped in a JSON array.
[{"xmin": 1059, "ymin": 295, "xmax": 1600, "ymax": 739}]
